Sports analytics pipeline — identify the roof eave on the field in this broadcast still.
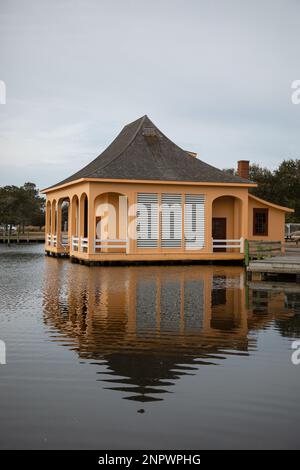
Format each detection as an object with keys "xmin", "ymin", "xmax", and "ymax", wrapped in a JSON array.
[
  {"xmin": 42, "ymin": 177, "xmax": 257, "ymax": 194},
  {"xmin": 249, "ymin": 193, "xmax": 294, "ymax": 212}
]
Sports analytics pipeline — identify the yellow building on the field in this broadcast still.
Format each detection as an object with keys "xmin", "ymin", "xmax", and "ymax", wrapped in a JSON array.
[{"xmin": 42, "ymin": 115, "xmax": 293, "ymax": 264}]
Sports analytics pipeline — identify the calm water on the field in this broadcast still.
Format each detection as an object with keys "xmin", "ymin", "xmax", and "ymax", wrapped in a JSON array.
[{"xmin": 0, "ymin": 244, "xmax": 299, "ymax": 449}]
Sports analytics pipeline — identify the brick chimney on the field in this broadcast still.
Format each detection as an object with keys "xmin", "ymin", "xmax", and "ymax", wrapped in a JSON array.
[{"xmin": 237, "ymin": 160, "xmax": 250, "ymax": 179}]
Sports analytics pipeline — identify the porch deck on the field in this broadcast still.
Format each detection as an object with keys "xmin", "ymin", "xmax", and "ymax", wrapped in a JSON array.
[
  {"xmin": 46, "ymin": 249, "xmax": 244, "ymax": 265},
  {"xmin": 73, "ymin": 251, "xmax": 244, "ymax": 264}
]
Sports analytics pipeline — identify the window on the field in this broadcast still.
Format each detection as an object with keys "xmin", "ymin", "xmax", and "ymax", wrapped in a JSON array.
[
  {"xmin": 136, "ymin": 193, "xmax": 159, "ymax": 247},
  {"xmin": 161, "ymin": 193, "xmax": 182, "ymax": 248},
  {"xmin": 253, "ymin": 208, "xmax": 268, "ymax": 236},
  {"xmin": 184, "ymin": 194, "xmax": 205, "ymax": 249}
]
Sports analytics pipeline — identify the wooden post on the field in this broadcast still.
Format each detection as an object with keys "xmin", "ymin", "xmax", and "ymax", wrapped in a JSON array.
[
  {"xmin": 67, "ymin": 199, "xmax": 72, "ymax": 251},
  {"xmin": 57, "ymin": 201, "xmax": 62, "ymax": 250},
  {"xmin": 244, "ymin": 239, "xmax": 249, "ymax": 266},
  {"xmin": 87, "ymin": 190, "xmax": 94, "ymax": 256}
]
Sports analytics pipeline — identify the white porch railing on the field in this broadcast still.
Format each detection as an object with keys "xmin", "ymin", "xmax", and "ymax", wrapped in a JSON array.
[
  {"xmin": 71, "ymin": 236, "xmax": 79, "ymax": 251},
  {"xmin": 81, "ymin": 237, "xmax": 88, "ymax": 251},
  {"xmin": 58, "ymin": 235, "xmax": 244, "ymax": 255},
  {"xmin": 61, "ymin": 234, "xmax": 69, "ymax": 248},
  {"xmin": 47, "ymin": 233, "xmax": 70, "ymax": 250},
  {"xmin": 47, "ymin": 234, "xmax": 52, "ymax": 246},
  {"xmin": 52, "ymin": 235, "xmax": 57, "ymax": 247},
  {"xmin": 212, "ymin": 237, "xmax": 244, "ymax": 253},
  {"xmin": 71, "ymin": 237, "xmax": 88, "ymax": 251},
  {"xmin": 94, "ymin": 239, "xmax": 128, "ymax": 252}
]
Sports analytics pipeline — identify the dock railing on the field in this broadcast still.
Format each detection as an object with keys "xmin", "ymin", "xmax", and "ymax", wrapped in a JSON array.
[
  {"xmin": 1, "ymin": 231, "xmax": 45, "ymax": 244},
  {"xmin": 244, "ymin": 240, "xmax": 282, "ymax": 266}
]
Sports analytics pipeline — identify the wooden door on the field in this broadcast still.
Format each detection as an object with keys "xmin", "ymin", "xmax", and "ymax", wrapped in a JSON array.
[{"xmin": 212, "ymin": 218, "xmax": 226, "ymax": 252}]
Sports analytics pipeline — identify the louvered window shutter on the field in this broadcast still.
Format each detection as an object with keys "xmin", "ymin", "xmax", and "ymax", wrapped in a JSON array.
[
  {"xmin": 184, "ymin": 194, "xmax": 205, "ymax": 249},
  {"xmin": 161, "ymin": 194, "xmax": 182, "ymax": 248},
  {"xmin": 136, "ymin": 193, "xmax": 159, "ymax": 248}
]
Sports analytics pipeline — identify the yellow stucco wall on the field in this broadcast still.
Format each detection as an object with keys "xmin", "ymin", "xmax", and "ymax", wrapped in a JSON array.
[
  {"xmin": 248, "ymin": 196, "xmax": 286, "ymax": 242},
  {"xmin": 43, "ymin": 179, "xmax": 290, "ymax": 261},
  {"xmin": 44, "ymin": 180, "xmax": 249, "ymax": 255}
]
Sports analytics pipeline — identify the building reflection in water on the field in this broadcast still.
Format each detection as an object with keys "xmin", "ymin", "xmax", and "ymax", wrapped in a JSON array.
[{"xmin": 43, "ymin": 260, "xmax": 296, "ymax": 402}]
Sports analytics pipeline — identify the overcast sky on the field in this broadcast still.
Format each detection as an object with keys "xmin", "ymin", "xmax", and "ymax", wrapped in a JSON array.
[{"xmin": 1, "ymin": 0, "xmax": 300, "ymax": 189}]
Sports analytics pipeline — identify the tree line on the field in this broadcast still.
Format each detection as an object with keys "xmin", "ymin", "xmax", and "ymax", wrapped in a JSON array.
[
  {"xmin": 0, "ymin": 182, "xmax": 45, "ymax": 234},
  {"xmin": 224, "ymin": 158, "xmax": 300, "ymax": 222}
]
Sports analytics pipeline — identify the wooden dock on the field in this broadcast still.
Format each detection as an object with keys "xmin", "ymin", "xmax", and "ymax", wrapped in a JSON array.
[
  {"xmin": 248, "ymin": 280, "xmax": 300, "ymax": 293},
  {"xmin": 247, "ymin": 254, "xmax": 300, "ymax": 281},
  {"xmin": 0, "ymin": 233, "xmax": 45, "ymax": 244}
]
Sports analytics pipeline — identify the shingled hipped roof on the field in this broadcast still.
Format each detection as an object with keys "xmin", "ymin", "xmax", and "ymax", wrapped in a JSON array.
[{"xmin": 46, "ymin": 115, "xmax": 253, "ymax": 190}]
